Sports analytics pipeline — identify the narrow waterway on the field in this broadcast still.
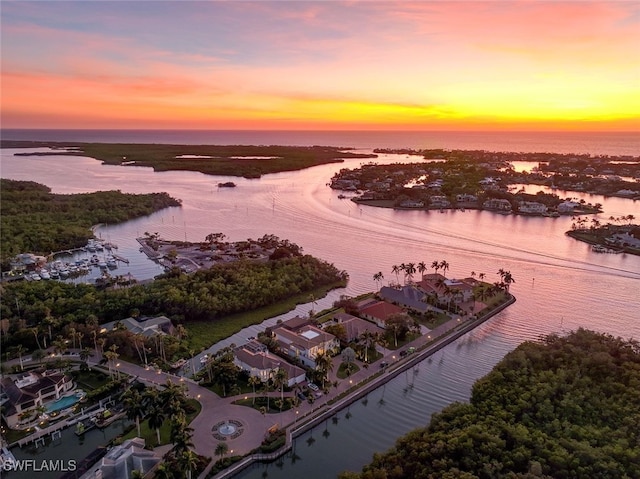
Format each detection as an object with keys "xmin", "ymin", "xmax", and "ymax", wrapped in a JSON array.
[{"xmin": 1, "ymin": 147, "xmax": 638, "ymax": 478}]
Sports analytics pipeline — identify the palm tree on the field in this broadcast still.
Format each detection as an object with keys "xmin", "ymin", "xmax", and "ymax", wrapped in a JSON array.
[
  {"xmin": 417, "ymin": 261, "xmax": 427, "ymax": 280},
  {"xmin": 68, "ymin": 327, "xmax": 77, "ymax": 350},
  {"xmin": 31, "ymin": 327, "xmax": 43, "ymax": 350},
  {"xmin": 359, "ymin": 330, "xmax": 377, "ymax": 363},
  {"xmin": 431, "ymin": 260, "xmax": 440, "ymax": 275},
  {"xmin": 178, "ymin": 449, "xmax": 199, "ymax": 479},
  {"xmin": 122, "ymin": 388, "xmax": 145, "ymax": 437},
  {"xmin": 79, "ymin": 347, "xmax": 93, "ymax": 363},
  {"xmin": 170, "ymin": 414, "xmax": 194, "ymax": 456},
  {"xmin": 147, "ymin": 404, "xmax": 166, "ymax": 446},
  {"xmin": 391, "ymin": 265, "xmax": 400, "ymax": 284},
  {"xmin": 215, "ymin": 442, "xmax": 229, "ymax": 460},
  {"xmin": 14, "ymin": 344, "xmax": 25, "ymax": 371},
  {"xmin": 248, "ymin": 375, "xmax": 261, "ymax": 405},
  {"xmin": 373, "ymin": 271, "xmax": 384, "ymax": 289},
  {"xmin": 273, "ymin": 367, "xmax": 288, "ymax": 410},
  {"xmin": 439, "ymin": 260, "xmax": 450, "ymax": 278},
  {"xmin": 103, "ymin": 350, "xmax": 118, "ymax": 378},
  {"xmin": 502, "ymin": 271, "xmax": 515, "ymax": 292},
  {"xmin": 404, "ymin": 262, "xmax": 416, "ymax": 284},
  {"xmin": 313, "ymin": 352, "xmax": 333, "ymax": 389},
  {"xmin": 154, "ymin": 463, "xmax": 172, "ymax": 479},
  {"xmin": 478, "ymin": 272, "xmax": 486, "ymax": 281}
]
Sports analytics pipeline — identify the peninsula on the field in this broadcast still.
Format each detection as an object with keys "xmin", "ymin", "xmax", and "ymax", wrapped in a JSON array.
[
  {"xmin": 330, "ymin": 148, "xmax": 640, "ymax": 216},
  {"xmin": 1, "ymin": 141, "xmax": 376, "ymax": 179},
  {"xmin": 0, "ymin": 178, "xmax": 181, "ymax": 266}
]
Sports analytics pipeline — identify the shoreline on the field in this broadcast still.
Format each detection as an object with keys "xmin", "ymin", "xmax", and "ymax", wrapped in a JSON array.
[{"xmin": 206, "ymin": 293, "xmax": 516, "ymax": 479}]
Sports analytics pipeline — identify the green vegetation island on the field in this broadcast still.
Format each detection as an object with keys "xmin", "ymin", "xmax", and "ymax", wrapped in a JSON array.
[
  {"xmin": 375, "ymin": 148, "xmax": 640, "ymax": 199},
  {"xmin": 1, "ymin": 140, "xmax": 376, "ymax": 178},
  {"xmin": 339, "ymin": 328, "xmax": 640, "ymax": 479},
  {"xmin": 567, "ymin": 216, "xmax": 640, "ymax": 256},
  {"xmin": 0, "ymin": 178, "xmax": 181, "ymax": 267},
  {"xmin": 329, "ymin": 148, "xmax": 640, "ymax": 215}
]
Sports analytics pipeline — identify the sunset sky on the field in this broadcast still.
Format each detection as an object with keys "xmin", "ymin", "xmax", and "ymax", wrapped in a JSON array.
[{"xmin": 1, "ymin": 1, "xmax": 639, "ymax": 131}]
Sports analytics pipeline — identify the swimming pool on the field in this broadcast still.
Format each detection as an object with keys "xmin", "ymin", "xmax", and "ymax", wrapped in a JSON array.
[{"xmin": 46, "ymin": 394, "xmax": 80, "ymax": 413}]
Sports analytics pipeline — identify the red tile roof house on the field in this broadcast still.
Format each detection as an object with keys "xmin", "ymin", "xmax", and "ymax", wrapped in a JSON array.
[
  {"xmin": 233, "ymin": 340, "xmax": 306, "ymax": 387},
  {"xmin": 269, "ymin": 317, "xmax": 340, "ymax": 369},
  {"xmin": 1, "ymin": 371, "xmax": 75, "ymax": 428},
  {"xmin": 357, "ymin": 300, "xmax": 404, "ymax": 329}
]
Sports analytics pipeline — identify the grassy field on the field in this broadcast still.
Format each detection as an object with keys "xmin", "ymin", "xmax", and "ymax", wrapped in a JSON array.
[{"xmin": 184, "ymin": 281, "xmax": 346, "ymax": 351}]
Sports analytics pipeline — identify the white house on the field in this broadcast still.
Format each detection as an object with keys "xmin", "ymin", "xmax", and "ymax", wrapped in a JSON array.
[
  {"xmin": 81, "ymin": 437, "xmax": 161, "ymax": 479},
  {"xmin": 233, "ymin": 340, "xmax": 306, "ymax": 387},
  {"xmin": 270, "ymin": 318, "xmax": 340, "ymax": 368},
  {"xmin": 518, "ymin": 201, "xmax": 547, "ymax": 215},
  {"xmin": 557, "ymin": 200, "xmax": 581, "ymax": 214},
  {"xmin": 1, "ymin": 371, "xmax": 75, "ymax": 428}
]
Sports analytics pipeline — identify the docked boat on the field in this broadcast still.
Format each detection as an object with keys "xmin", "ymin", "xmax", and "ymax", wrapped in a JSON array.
[
  {"xmin": 106, "ymin": 257, "xmax": 117, "ymax": 269},
  {"xmin": 98, "ymin": 261, "xmax": 108, "ymax": 269},
  {"xmin": 0, "ymin": 446, "xmax": 16, "ymax": 469}
]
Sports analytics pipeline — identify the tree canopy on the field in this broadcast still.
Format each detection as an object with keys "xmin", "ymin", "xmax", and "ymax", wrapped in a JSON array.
[
  {"xmin": 340, "ymin": 328, "xmax": 640, "ymax": 479},
  {"xmin": 0, "ymin": 179, "xmax": 181, "ymax": 263}
]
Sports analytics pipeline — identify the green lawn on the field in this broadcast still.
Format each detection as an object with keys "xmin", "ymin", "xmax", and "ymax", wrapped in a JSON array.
[
  {"xmin": 337, "ymin": 362, "xmax": 360, "ymax": 379},
  {"xmin": 185, "ymin": 282, "xmax": 345, "ymax": 351}
]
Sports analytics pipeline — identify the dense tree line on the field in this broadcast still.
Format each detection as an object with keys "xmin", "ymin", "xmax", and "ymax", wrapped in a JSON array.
[
  {"xmin": 1, "ymin": 255, "xmax": 348, "ymax": 352},
  {"xmin": 0, "ymin": 179, "xmax": 181, "ymax": 263},
  {"xmin": 340, "ymin": 329, "xmax": 640, "ymax": 479}
]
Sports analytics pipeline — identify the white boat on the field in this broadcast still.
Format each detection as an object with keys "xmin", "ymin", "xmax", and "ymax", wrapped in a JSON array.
[
  {"xmin": 0, "ymin": 447, "xmax": 16, "ymax": 469},
  {"xmin": 98, "ymin": 261, "xmax": 107, "ymax": 269},
  {"xmin": 106, "ymin": 257, "xmax": 117, "ymax": 268}
]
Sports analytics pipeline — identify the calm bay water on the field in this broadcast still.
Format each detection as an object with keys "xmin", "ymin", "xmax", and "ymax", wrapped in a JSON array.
[{"xmin": 1, "ymin": 130, "xmax": 639, "ymax": 478}]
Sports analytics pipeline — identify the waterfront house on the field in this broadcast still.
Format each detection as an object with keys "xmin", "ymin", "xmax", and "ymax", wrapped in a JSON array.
[
  {"xmin": 81, "ymin": 437, "xmax": 161, "ymax": 479},
  {"xmin": 418, "ymin": 274, "xmax": 474, "ymax": 305},
  {"xmin": 518, "ymin": 201, "xmax": 547, "ymax": 215},
  {"xmin": 100, "ymin": 315, "xmax": 174, "ymax": 338},
  {"xmin": 378, "ymin": 285, "xmax": 431, "ymax": 313},
  {"xmin": 0, "ymin": 371, "xmax": 74, "ymax": 428},
  {"xmin": 358, "ymin": 300, "xmax": 404, "ymax": 329},
  {"xmin": 233, "ymin": 340, "xmax": 306, "ymax": 386},
  {"xmin": 430, "ymin": 196, "xmax": 451, "ymax": 208},
  {"xmin": 557, "ymin": 200, "xmax": 581, "ymax": 214},
  {"xmin": 482, "ymin": 198, "xmax": 512, "ymax": 212},
  {"xmin": 456, "ymin": 193, "xmax": 478, "ymax": 203},
  {"xmin": 269, "ymin": 318, "xmax": 340, "ymax": 368},
  {"xmin": 399, "ymin": 199, "xmax": 425, "ymax": 208},
  {"xmin": 331, "ymin": 312, "xmax": 385, "ymax": 342}
]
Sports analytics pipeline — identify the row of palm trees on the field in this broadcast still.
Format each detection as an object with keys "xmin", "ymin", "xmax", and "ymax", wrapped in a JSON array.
[
  {"xmin": 374, "ymin": 260, "xmax": 453, "ymax": 288},
  {"xmin": 121, "ymin": 380, "xmax": 199, "ymax": 479}
]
